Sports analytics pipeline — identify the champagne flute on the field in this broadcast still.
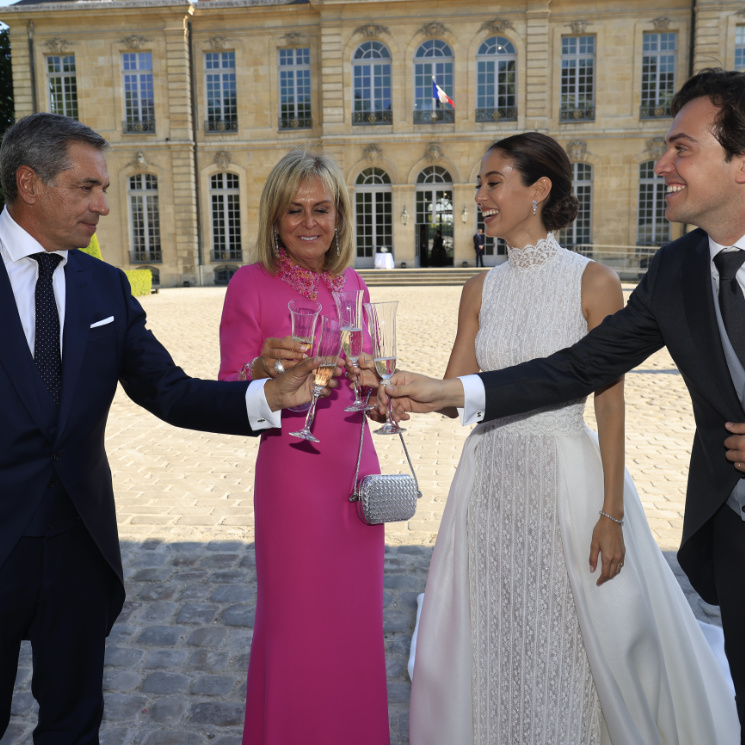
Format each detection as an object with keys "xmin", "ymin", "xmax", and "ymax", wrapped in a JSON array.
[
  {"xmin": 289, "ymin": 316, "xmax": 348, "ymax": 443},
  {"xmin": 332, "ymin": 290, "xmax": 373, "ymax": 412},
  {"xmin": 287, "ymin": 298, "xmax": 321, "ymax": 413},
  {"xmin": 364, "ymin": 301, "xmax": 405, "ymax": 435}
]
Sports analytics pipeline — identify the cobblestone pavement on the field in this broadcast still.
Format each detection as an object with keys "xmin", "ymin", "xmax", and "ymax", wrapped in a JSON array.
[{"xmin": 2, "ymin": 283, "xmax": 716, "ymax": 745}]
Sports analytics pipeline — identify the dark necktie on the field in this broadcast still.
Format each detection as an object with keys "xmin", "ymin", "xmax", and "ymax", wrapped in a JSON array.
[
  {"xmin": 30, "ymin": 252, "xmax": 63, "ymax": 404},
  {"xmin": 714, "ymin": 249, "xmax": 745, "ymax": 368}
]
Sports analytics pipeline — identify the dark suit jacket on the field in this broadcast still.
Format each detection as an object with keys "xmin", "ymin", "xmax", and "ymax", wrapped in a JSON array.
[
  {"xmin": 0, "ymin": 249, "xmax": 253, "ymax": 624},
  {"xmin": 477, "ymin": 228, "xmax": 744, "ymax": 603}
]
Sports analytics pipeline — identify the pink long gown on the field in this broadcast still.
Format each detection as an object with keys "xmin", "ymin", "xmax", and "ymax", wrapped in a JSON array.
[{"xmin": 219, "ymin": 262, "xmax": 389, "ymax": 745}]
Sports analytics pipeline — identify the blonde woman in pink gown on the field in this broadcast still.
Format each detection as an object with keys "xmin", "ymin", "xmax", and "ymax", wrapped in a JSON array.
[{"xmin": 218, "ymin": 150, "xmax": 389, "ymax": 745}]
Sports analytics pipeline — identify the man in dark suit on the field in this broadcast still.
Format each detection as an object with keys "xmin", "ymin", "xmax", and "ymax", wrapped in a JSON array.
[
  {"xmin": 384, "ymin": 68, "xmax": 745, "ymax": 736},
  {"xmin": 0, "ymin": 113, "xmax": 324, "ymax": 743},
  {"xmin": 472, "ymin": 227, "xmax": 485, "ymax": 267}
]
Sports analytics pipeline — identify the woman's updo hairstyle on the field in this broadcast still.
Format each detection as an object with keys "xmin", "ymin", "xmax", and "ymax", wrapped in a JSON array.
[{"xmin": 487, "ymin": 133, "xmax": 579, "ymax": 232}]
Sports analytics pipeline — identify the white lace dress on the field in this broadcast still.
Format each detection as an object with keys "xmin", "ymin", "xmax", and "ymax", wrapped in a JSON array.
[{"xmin": 409, "ymin": 235, "xmax": 739, "ymax": 745}]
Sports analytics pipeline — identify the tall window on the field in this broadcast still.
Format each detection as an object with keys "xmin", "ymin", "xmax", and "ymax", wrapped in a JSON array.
[
  {"xmin": 205, "ymin": 51, "xmax": 237, "ymax": 133},
  {"xmin": 413, "ymin": 40, "xmax": 454, "ymax": 124},
  {"xmin": 476, "ymin": 37, "xmax": 517, "ymax": 122},
  {"xmin": 129, "ymin": 174, "xmax": 161, "ymax": 262},
  {"xmin": 560, "ymin": 163, "xmax": 593, "ymax": 248},
  {"xmin": 355, "ymin": 168, "xmax": 392, "ymax": 263},
  {"xmin": 210, "ymin": 173, "xmax": 242, "ymax": 262},
  {"xmin": 560, "ymin": 36, "xmax": 595, "ymax": 121},
  {"xmin": 641, "ymin": 32, "xmax": 676, "ymax": 119},
  {"xmin": 736, "ymin": 27, "xmax": 745, "ymax": 71},
  {"xmin": 47, "ymin": 55, "xmax": 78, "ymax": 119},
  {"xmin": 637, "ymin": 161, "xmax": 670, "ymax": 246},
  {"xmin": 278, "ymin": 48, "xmax": 311, "ymax": 130},
  {"xmin": 352, "ymin": 42, "xmax": 392, "ymax": 126},
  {"xmin": 122, "ymin": 52, "xmax": 155, "ymax": 133}
]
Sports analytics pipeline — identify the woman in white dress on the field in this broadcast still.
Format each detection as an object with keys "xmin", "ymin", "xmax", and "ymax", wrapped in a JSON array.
[{"xmin": 408, "ymin": 133, "xmax": 739, "ymax": 745}]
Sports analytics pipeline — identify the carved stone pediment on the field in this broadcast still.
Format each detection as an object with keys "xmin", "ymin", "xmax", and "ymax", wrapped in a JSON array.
[
  {"xmin": 45, "ymin": 37, "xmax": 73, "ymax": 54},
  {"xmin": 646, "ymin": 137, "xmax": 667, "ymax": 160},
  {"xmin": 214, "ymin": 150, "xmax": 231, "ymax": 169},
  {"xmin": 479, "ymin": 18, "xmax": 515, "ymax": 35},
  {"xmin": 209, "ymin": 36, "xmax": 229, "ymax": 50},
  {"xmin": 363, "ymin": 144, "xmax": 382, "ymax": 162},
  {"xmin": 424, "ymin": 142, "xmax": 443, "ymax": 162},
  {"xmin": 354, "ymin": 23, "xmax": 389, "ymax": 38},
  {"xmin": 418, "ymin": 22, "xmax": 449, "ymax": 37},
  {"xmin": 651, "ymin": 17, "xmax": 671, "ymax": 30},
  {"xmin": 566, "ymin": 140, "xmax": 587, "ymax": 161},
  {"xmin": 127, "ymin": 151, "xmax": 148, "ymax": 171},
  {"xmin": 567, "ymin": 20, "xmax": 589, "ymax": 35},
  {"xmin": 282, "ymin": 32, "xmax": 306, "ymax": 46},
  {"xmin": 121, "ymin": 35, "xmax": 148, "ymax": 50}
]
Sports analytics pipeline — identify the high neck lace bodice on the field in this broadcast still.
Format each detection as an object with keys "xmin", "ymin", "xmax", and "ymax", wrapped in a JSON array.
[{"xmin": 507, "ymin": 232, "xmax": 560, "ymax": 271}]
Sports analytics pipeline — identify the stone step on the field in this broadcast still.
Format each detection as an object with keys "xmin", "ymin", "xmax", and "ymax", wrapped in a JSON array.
[{"xmin": 357, "ymin": 267, "xmax": 492, "ymax": 286}]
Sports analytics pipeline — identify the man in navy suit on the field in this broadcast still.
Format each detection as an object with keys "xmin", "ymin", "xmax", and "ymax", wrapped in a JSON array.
[
  {"xmin": 0, "ymin": 113, "xmax": 323, "ymax": 743},
  {"xmin": 384, "ymin": 68, "xmax": 745, "ymax": 737}
]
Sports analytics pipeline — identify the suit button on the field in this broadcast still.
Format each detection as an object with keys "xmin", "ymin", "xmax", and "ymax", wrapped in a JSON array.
[
  {"xmin": 53, "ymin": 453, "xmax": 61, "ymax": 462},
  {"xmin": 47, "ymin": 478, "xmax": 57, "ymax": 488},
  {"xmin": 45, "ymin": 522, "xmax": 55, "ymax": 532}
]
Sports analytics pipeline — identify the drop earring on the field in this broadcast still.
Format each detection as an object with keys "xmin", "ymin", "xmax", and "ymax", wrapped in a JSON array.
[
  {"xmin": 532, "ymin": 200, "xmax": 538, "ymax": 216},
  {"xmin": 335, "ymin": 227, "xmax": 340, "ymax": 256},
  {"xmin": 273, "ymin": 230, "xmax": 280, "ymax": 257}
]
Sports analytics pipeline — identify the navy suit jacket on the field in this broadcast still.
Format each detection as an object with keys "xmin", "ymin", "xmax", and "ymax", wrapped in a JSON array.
[
  {"xmin": 477, "ymin": 228, "xmax": 745, "ymax": 603},
  {"xmin": 0, "ymin": 249, "xmax": 253, "ymax": 623}
]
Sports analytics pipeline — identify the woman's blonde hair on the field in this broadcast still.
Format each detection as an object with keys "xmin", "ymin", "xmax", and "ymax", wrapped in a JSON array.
[{"xmin": 255, "ymin": 149, "xmax": 354, "ymax": 275}]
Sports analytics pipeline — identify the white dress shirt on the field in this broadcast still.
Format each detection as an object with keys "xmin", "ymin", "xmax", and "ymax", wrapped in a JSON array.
[{"xmin": 0, "ymin": 207, "xmax": 279, "ymax": 430}]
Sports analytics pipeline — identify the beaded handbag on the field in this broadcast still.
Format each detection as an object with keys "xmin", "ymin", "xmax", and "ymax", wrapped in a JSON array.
[{"xmin": 349, "ymin": 415, "xmax": 421, "ymax": 525}]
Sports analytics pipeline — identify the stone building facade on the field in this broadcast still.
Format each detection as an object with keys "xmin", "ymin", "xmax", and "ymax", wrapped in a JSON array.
[{"xmin": 2, "ymin": 0, "xmax": 744, "ymax": 286}]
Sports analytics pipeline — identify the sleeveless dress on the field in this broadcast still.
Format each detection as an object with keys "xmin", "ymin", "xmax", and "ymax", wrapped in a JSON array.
[
  {"xmin": 219, "ymin": 262, "xmax": 390, "ymax": 745},
  {"xmin": 409, "ymin": 235, "xmax": 739, "ymax": 745}
]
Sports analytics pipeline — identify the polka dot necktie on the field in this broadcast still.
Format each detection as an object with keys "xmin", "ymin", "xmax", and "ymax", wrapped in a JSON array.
[
  {"xmin": 30, "ymin": 252, "xmax": 63, "ymax": 405},
  {"xmin": 714, "ymin": 249, "xmax": 745, "ymax": 368}
]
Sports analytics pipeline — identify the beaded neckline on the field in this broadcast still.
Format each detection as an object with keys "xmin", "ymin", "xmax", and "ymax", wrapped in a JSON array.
[
  {"xmin": 507, "ymin": 232, "xmax": 560, "ymax": 272},
  {"xmin": 276, "ymin": 247, "xmax": 346, "ymax": 300}
]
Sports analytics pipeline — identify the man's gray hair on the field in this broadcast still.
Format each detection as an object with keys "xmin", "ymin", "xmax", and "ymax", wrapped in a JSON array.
[{"xmin": 0, "ymin": 113, "xmax": 108, "ymax": 204}]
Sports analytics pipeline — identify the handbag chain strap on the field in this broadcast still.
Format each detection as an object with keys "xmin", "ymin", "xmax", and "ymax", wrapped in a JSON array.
[{"xmin": 350, "ymin": 412, "xmax": 421, "ymax": 501}]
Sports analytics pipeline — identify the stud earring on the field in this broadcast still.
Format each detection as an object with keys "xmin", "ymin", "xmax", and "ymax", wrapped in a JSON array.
[
  {"xmin": 273, "ymin": 230, "xmax": 280, "ymax": 257},
  {"xmin": 335, "ymin": 227, "xmax": 340, "ymax": 257},
  {"xmin": 532, "ymin": 200, "xmax": 538, "ymax": 216}
]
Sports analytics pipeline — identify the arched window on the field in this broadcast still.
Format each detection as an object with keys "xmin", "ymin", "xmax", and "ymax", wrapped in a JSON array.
[
  {"xmin": 476, "ymin": 37, "xmax": 517, "ymax": 122},
  {"xmin": 214, "ymin": 264, "xmax": 240, "ymax": 286},
  {"xmin": 416, "ymin": 167, "xmax": 453, "ymax": 267},
  {"xmin": 355, "ymin": 168, "xmax": 392, "ymax": 265},
  {"xmin": 352, "ymin": 42, "xmax": 392, "ymax": 126},
  {"xmin": 210, "ymin": 173, "xmax": 242, "ymax": 262},
  {"xmin": 413, "ymin": 40, "xmax": 454, "ymax": 124},
  {"xmin": 128, "ymin": 174, "xmax": 161, "ymax": 262},
  {"xmin": 560, "ymin": 163, "xmax": 593, "ymax": 249},
  {"xmin": 637, "ymin": 161, "xmax": 670, "ymax": 246}
]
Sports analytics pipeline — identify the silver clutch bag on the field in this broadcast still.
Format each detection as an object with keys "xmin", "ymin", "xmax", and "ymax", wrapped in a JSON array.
[{"xmin": 349, "ymin": 418, "xmax": 421, "ymax": 525}]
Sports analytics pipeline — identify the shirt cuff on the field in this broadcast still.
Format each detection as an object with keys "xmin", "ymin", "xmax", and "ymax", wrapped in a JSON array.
[
  {"xmin": 458, "ymin": 374, "xmax": 485, "ymax": 426},
  {"xmin": 245, "ymin": 379, "xmax": 282, "ymax": 430}
]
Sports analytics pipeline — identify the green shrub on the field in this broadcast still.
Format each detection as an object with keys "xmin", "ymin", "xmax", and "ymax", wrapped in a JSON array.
[
  {"xmin": 79, "ymin": 233, "xmax": 103, "ymax": 260},
  {"xmin": 125, "ymin": 268, "xmax": 152, "ymax": 297}
]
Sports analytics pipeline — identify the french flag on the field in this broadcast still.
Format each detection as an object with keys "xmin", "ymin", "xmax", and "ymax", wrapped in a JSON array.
[{"xmin": 432, "ymin": 77, "xmax": 454, "ymax": 107}]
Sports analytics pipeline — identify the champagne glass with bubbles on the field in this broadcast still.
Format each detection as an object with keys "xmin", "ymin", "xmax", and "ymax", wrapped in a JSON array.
[
  {"xmin": 287, "ymin": 298, "xmax": 321, "ymax": 413},
  {"xmin": 289, "ymin": 316, "xmax": 348, "ymax": 443},
  {"xmin": 333, "ymin": 290, "xmax": 373, "ymax": 412},
  {"xmin": 364, "ymin": 301, "xmax": 405, "ymax": 435}
]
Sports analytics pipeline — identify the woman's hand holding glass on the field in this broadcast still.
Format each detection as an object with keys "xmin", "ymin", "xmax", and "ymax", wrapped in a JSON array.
[{"xmin": 257, "ymin": 336, "xmax": 312, "ymax": 378}]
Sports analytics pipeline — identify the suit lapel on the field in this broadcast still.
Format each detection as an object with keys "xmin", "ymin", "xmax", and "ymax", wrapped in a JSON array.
[
  {"xmin": 0, "ymin": 258, "xmax": 53, "ymax": 435},
  {"xmin": 57, "ymin": 252, "xmax": 91, "ymax": 437},
  {"xmin": 681, "ymin": 232, "xmax": 745, "ymax": 418}
]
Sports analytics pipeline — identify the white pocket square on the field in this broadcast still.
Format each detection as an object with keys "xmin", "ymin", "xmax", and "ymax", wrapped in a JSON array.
[{"xmin": 90, "ymin": 316, "xmax": 114, "ymax": 328}]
